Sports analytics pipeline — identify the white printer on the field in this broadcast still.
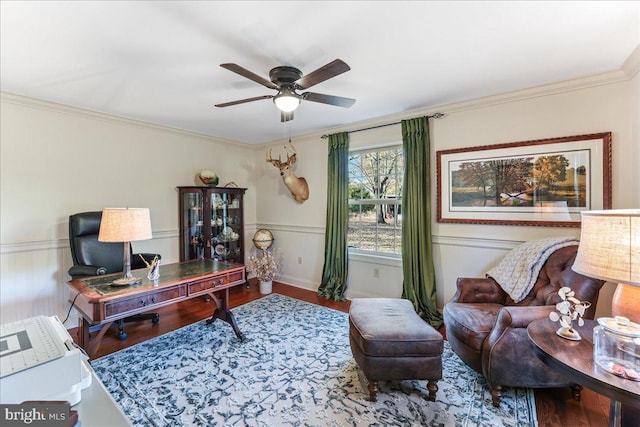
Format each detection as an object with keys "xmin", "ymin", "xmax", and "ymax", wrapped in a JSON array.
[{"xmin": 0, "ymin": 315, "xmax": 92, "ymax": 405}]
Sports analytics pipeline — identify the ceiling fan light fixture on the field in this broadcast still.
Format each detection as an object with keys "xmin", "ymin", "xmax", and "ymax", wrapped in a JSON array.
[
  {"xmin": 273, "ymin": 87, "xmax": 301, "ymax": 112},
  {"xmin": 217, "ymin": 60, "xmax": 354, "ymax": 120}
]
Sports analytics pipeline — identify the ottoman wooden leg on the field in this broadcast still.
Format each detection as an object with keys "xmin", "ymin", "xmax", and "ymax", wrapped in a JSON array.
[
  {"xmin": 427, "ymin": 380, "xmax": 438, "ymax": 401},
  {"xmin": 367, "ymin": 379, "xmax": 379, "ymax": 402}
]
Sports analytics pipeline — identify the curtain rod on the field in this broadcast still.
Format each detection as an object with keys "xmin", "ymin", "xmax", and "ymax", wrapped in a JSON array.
[{"xmin": 320, "ymin": 112, "xmax": 445, "ymax": 139}]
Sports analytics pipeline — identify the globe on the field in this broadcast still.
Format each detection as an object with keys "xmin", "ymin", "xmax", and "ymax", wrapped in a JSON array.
[{"xmin": 253, "ymin": 229, "xmax": 274, "ymax": 250}]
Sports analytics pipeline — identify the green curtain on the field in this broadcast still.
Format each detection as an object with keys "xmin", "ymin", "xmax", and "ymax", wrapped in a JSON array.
[
  {"xmin": 317, "ymin": 132, "xmax": 350, "ymax": 301},
  {"xmin": 401, "ymin": 117, "xmax": 443, "ymax": 328}
]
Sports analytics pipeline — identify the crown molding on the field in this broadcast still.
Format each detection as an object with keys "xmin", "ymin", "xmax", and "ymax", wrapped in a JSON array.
[
  {"xmin": 622, "ymin": 44, "xmax": 640, "ymax": 79},
  {"xmin": 282, "ymin": 62, "xmax": 636, "ymax": 146},
  {"xmin": 3, "ymin": 42, "xmax": 637, "ymax": 151},
  {"xmin": 0, "ymin": 91, "xmax": 251, "ymax": 149},
  {"xmin": 437, "ymin": 69, "xmax": 630, "ymax": 116}
]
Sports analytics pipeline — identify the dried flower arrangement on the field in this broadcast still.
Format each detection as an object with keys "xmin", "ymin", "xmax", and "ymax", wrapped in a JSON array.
[
  {"xmin": 246, "ymin": 249, "xmax": 283, "ymax": 282},
  {"xmin": 549, "ymin": 286, "xmax": 591, "ymax": 340}
]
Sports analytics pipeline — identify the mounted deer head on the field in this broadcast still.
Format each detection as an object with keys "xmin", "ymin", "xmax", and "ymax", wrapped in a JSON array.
[{"xmin": 266, "ymin": 143, "xmax": 310, "ymax": 203}]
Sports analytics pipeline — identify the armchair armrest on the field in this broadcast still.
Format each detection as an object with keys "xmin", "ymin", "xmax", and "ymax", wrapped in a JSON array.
[
  {"xmin": 484, "ymin": 305, "xmax": 556, "ymax": 364},
  {"xmin": 493, "ymin": 306, "xmax": 555, "ymax": 331},
  {"xmin": 68, "ymin": 265, "xmax": 108, "ymax": 279},
  {"xmin": 482, "ymin": 305, "xmax": 561, "ymax": 390},
  {"xmin": 450, "ymin": 277, "xmax": 508, "ymax": 304}
]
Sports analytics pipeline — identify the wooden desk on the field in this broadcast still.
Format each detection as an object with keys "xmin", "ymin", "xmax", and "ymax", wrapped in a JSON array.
[
  {"xmin": 528, "ymin": 319, "xmax": 640, "ymax": 427},
  {"xmin": 66, "ymin": 259, "xmax": 246, "ymax": 358}
]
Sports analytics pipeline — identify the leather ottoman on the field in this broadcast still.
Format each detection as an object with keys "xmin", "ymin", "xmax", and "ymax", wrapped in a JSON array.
[{"xmin": 349, "ymin": 298, "xmax": 443, "ymax": 401}]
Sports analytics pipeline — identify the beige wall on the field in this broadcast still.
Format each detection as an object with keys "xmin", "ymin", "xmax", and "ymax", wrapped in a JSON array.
[
  {"xmin": 0, "ymin": 94, "xmax": 256, "ymax": 325},
  {"xmin": 255, "ymin": 51, "xmax": 639, "ymax": 319},
  {"xmin": 430, "ymin": 75, "xmax": 637, "ymax": 316},
  {"xmin": 1, "ymin": 47, "xmax": 638, "ymax": 326}
]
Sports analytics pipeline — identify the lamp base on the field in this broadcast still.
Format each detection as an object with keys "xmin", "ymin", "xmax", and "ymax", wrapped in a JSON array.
[
  {"xmin": 111, "ymin": 277, "xmax": 142, "ymax": 287},
  {"xmin": 612, "ymin": 283, "xmax": 640, "ymax": 324}
]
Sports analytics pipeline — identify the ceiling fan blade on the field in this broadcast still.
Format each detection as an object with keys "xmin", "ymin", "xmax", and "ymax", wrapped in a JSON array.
[
  {"xmin": 220, "ymin": 63, "xmax": 279, "ymax": 89},
  {"xmin": 302, "ymin": 92, "xmax": 356, "ymax": 108},
  {"xmin": 215, "ymin": 95, "xmax": 273, "ymax": 108},
  {"xmin": 281, "ymin": 111, "xmax": 294, "ymax": 122},
  {"xmin": 295, "ymin": 59, "xmax": 350, "ymax": 90}
]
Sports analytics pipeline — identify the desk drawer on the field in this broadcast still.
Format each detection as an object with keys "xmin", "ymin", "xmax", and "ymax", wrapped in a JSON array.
[
  {"xmin": 105, "ymin": 286, "xmax": 186, "ymax": 318},
  {"xmin": 225, "ymin": 269, "xmax": 245, "ymax": 284},
  {"xmin": 188, "ymin": 270, "xmax": 245, "ymax": 295}
]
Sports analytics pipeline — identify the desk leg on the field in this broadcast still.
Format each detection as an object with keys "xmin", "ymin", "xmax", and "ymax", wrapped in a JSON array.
[
  {"xmin": 206, "ymin": 288, "xmax": 244, "ymax": 341},
  {"xmin": 78, "ymin": 317, "xmax": 90, "ymax": 350},
  {"xmin": 77, "ymin": 317, "xmax": 113, "ymax": 359}
]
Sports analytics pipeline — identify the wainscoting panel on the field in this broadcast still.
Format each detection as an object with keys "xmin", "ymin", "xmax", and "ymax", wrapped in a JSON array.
[
  {"xmin": 432, "ymin": 236, "xmax": 519, "ymax": 307},
  {"xmin": 1, "ymin": 229, "xmax": 614, "ymax": 325},
  {"xmin": 0, "ymin": 243, "xmax": 72, "ymax": 326},
  {"xmin": 250, "ymin": 223, "xmax": 325, "ymax": 293},
  {"xmin": 0, "ymin": 231, "xmax": 180, "ymax": 327},
  {"xmin": 255, "ymin": 224, "xmax": 524, "ymax": 304},
  {"xmin": 347, "ymin": 252, "xmax": 403, "ymax": 299}
]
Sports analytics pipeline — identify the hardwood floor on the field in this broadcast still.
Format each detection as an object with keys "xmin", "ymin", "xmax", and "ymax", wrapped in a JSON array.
[{"xmin": 74, "ymin": 281, "xmax": 609, "ymax": 426}]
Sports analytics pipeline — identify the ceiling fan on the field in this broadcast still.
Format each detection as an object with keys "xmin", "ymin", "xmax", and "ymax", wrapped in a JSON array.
[{"xmin": 215, "ymin": 59, "xmax": 355, "ymax": 122}]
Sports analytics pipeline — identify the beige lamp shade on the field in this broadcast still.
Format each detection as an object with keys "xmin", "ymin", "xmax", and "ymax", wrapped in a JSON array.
[
  {"xmin": 98, "ymin": 208, "xmax": 152, "ymax": 243},
  {"xmin": 572, "ymin": 209, "xmax": 640, "ymax": 285},
  {"xmin": 572, "ymin": 209, "xmax": 640, "ymax": 322}
]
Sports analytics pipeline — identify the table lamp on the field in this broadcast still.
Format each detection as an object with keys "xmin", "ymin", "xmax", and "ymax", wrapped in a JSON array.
[
  {"xmin": 98, "ymin": 207, "xmax": 152, "ymax": 286},
  {"xmin": 572, "ymin": 209, "xmax": 640, "ymax": 323}
]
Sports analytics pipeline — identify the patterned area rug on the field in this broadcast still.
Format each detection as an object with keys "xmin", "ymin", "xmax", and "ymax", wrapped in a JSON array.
[{"xmin": 92, "ymin": 294, "xmax": 537, "ymax": 426}]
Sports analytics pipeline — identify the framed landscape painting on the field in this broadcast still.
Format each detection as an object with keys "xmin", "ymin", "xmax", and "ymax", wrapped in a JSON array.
[{"xmin": 436, "ymin": 133, "xmax": 611, "ymax": 227}]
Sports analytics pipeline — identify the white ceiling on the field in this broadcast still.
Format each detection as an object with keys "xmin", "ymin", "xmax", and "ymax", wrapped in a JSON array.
[{"xmin": 1, "ymin": 1, "xmax": 638, "ymax": 145}]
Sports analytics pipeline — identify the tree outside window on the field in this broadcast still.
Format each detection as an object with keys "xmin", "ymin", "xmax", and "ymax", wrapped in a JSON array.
[{"xmin": 348, "ymin": 146, "xmax": 403, "ymax": 255}]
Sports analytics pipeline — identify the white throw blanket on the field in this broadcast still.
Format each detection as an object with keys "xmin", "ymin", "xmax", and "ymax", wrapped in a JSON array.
[{"xmin": 486, "ymin": 237, "xmax": 579, "ymax": 303}]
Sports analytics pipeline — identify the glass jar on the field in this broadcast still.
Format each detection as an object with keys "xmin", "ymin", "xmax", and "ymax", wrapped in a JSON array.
[{"xmin": 593, "ymin": 316, "xmax": 640, "ymax": 381}]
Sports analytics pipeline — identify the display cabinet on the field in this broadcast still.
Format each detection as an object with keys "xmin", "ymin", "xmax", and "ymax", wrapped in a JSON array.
[{"xmin": 177, "ymin": 186, "xmax": 247, "ymax": 263}]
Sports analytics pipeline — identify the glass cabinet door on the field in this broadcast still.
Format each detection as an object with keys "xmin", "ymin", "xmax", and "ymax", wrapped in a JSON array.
[
  {"xmin": 179, "ymin": 186, "xmax": 246, "ymax": 263},
  {"xmin": 210, "ymin": 190, "xmax": 242, "ymax": 262},
  {"xmin": 180, "ymin": 190, "xmax": 206, "ymax": 259}
]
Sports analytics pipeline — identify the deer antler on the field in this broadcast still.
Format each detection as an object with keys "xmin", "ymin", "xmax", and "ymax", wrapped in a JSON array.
[
  {"xmin": 266, "ymin": 148, "xmax": 281, "ymax": 167},
  {"xmin": 285, "ymin": 143, "xmax": 297, "ymax": 165}
]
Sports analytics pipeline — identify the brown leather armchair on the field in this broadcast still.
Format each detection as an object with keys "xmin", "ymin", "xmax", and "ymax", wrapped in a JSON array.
[{"xmin": 443, "ymin": 245, "xmax": 605, "ymax": 406}]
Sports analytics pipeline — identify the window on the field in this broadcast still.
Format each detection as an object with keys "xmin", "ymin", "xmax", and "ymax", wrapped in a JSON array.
[{"xmin": 348, "ymin": 146, "xmax": 403, "ymax": 256}]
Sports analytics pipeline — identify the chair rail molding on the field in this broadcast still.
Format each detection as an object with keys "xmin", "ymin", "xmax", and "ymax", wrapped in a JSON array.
[
  {"xmin": 0, "ymin": 230, "xmax": 179, "ymax": 254},
  {"xmin": 255, "ymin": 223, "xmax": 325, "ymax": 236},
  {"xmin": 433, "ymin": 235, "xmax": 523, "ymax": 251}
]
